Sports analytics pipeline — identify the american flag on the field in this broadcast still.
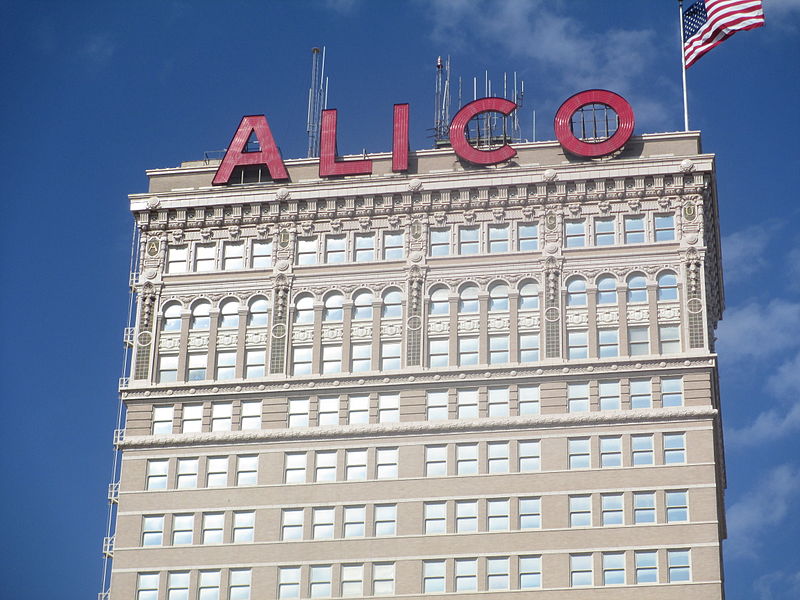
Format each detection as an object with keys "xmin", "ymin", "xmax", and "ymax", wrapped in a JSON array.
[{"xmin": 683, "ymin": 0, "xmax": 765, "ymax": 68}]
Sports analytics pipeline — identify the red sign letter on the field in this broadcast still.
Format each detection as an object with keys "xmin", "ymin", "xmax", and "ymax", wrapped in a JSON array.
[
  {"xmin": 319, "ymin": 109, "xmax": 373, "ymax": 177},
  {"xmin": 554, "ymin": 90, "xmax": 635, "ymax": 158},
  {"xmin": 449, "ymin": 98, "xmax": 518, "ymax": 165},
  {"xmin": 212, "ymin": 115, "xmax": 289, "ymax": 185},
  {"xmin": 392, "ymin": 103, "xmax": 409, "ymax": 172}
]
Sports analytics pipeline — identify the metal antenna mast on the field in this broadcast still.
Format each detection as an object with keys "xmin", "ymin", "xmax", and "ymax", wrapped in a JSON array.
[
  {"xmin": 433, "ymin": 56, "xmax": 451, "ymax": 147},
  {"xmin": 306, "ymin": 47, "xmax": 327, "ymax": 158}
]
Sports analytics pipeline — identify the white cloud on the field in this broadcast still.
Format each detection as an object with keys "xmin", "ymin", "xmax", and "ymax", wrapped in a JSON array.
[
  {"xmin": 716, "ymin": 299, "xmax": 800, "ymax": 362},
  {"xmin": 754, "ymin": 570, "xmax": 800, "ymax": 600},
  {"xmin": 726, "ymin": 464, "xmax": 800, "ymax": 559},
  {"xmin": 727, "ymin": 399, "xmax": 800, "ymax": 447},
  {"xmin": 721, "ymin": 221, "xmax": 782, "ymax": 283}
]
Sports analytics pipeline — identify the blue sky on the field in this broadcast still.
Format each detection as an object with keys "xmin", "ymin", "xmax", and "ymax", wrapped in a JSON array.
[{"xmin": 1, "ymin": 1, "xmax": 798, "ymax": 598}]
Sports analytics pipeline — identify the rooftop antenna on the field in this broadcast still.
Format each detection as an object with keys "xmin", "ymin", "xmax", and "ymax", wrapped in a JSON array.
[
  {"xmin": 306, "ymin": 46, "xmax": 327, "ymax": 158},
  {"xmin": 433, "ymin": 56, "xmax": 451, "ymax": 147}
]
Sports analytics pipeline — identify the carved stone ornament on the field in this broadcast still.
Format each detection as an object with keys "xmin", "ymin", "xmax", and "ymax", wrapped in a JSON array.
[
  {"xmin": 543, "ymin": 168, "xmax": 557, "ymax": 182},
  {"xmin": 146, "ymin": 196, "xmax": 161, "ymax": 209},
  {"xmin": 330, "ymin": 219, "xmax": 342, "ymax": 232},
  {"xmin": 568, "ymin": 203, "xmax": 581, "ymax": 216},
  {"xmin": 359, "ymin": 217, "xmax": 371, "ymax": 230},
  {"xmin": 227, "ymin": 225, "xmax": 241, "ymax": 240},
  {"xmin": 433, "ymin": 212, "xmax": 447, "ymax": 225},
  {"xmin": 275, "ymin": 259, "xmax": 291, "ymax": 272},
  {"xmin": 409, "ymin": 250, "xmax": 424, "ymax": 263},
  {"xmin": 142, "ymin": 268, "xmax": 158, "ymax": 280},
  {"xmin": 522, "ymin": 206, "xmax": 535, "ymax": 220},
  {"xmin": 170, "ymin": 230, "xmax": 184, "ymax": 244},
  {"xmin": 493, "ymin": 208, "xmax": 505, "ymax": 222},
  {"xmin": 627, "ymin": 199, "xmax": 641, "ymax": 212},
  {"xmin": 680, "ymin": 159, "xmax": 695, "ymax": 173},
  {"xmin": 408, "ymin": 178, "xmax": 423, "ymax": 191},
  {"xmin": 299, "ymin": 221, "xmax": 314, "ymax": 234},
  {"xmin": 200, "ymin": 228, "xmax": 212, "ymax": 241},
  {"xmin": 463, "ymin": 210, "xmax": 476, "ymax": 224},
  {"xmin": 598, "ymin": 200, "xmax": 611, "ymax": 214},
  {"xmin": 146, "ymin": 237, "xmax": 162, "ymax": 257},
  {"xmin": 388, "ymin": 215, "xmax": 401, "ymax": 228},
  {"xmin": 276, "ymin": 187, "xmax": 290, "ymax": 200},
  {"xmin": 256, "ymin": 224, "xmax": 270, "ymax": 238}
]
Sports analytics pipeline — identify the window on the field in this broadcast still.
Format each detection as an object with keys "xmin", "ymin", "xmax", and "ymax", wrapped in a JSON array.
[
  {"xmin": 321, "ymin": 344, "xmax": 342, "ymax": 374},
  {"xmin": 568, "ymin": 383, "xmax": 589, "ymax": 412},
  {"xmin": 632, "ymin": 434, "xmax": 654, "ymax": 465},
  {"xmin": 600, "ymin": 436, "xmax": 622, "ymax": 468},
  {"xmin": 487, "ymin": 557, "xmax": 510, "ymax": 590},
  {"xmin": 325, "ymin": 235, "xmax": 345, "ymax": 263},
  {"xmin": 323, "ymin": 293, "xmax": 343, "ymax": 322},
  {"xmin": 166, "ymin": 246, "xmax": 188, "ymax": 274},
  {"xmin": 633, "ymin": 492, "xmax": 656, "ymax": 523},
  {"xmin": 352, "ymin": 291, "xmax": 373, "ymax": 321},
  {"xmin": 456, "ymin": 389, "xmax": 478, "ymax": 419},
  {"xmin": 158, "ymin": 355, "xmax": 178, "ymax": 383},
  {"xmin": 668, "ymin": 549, "xmax": 691, "ymax": 582},
  {"xmin": 659, "ymin": 325, "xmax": 681, "ymax": 353},
  {"xmin": 459, "ymin": 226, "xmax": 480, "ymax": 254},
  {"xmin": 489, "ymin": 335, "xmax": 510, "ymax": 364},
  {"xmin": 380, "ymin": 341, "xmax": 401, "ymax": 370},
  {"xmin": 168, "ymin": 572, "xmax": 189, "ymax": 600},
  {"xmin": 229, "ymin": 569, "xmax": 251, "ymax": 600},
  {"xmin": 595, "ymin": 217, "xmax": 615, "ymax": 245},
  {"xmin": 206, "ymin": 456, "xmax": 228, "ymax": 487},
  {"xmin": 351, "ymin": 343, "xmax": 371, "ymax": 372},
  {"xmin": 425, "ymin": 501, "xmax": 446, "ymax": 534},
  {"xmin": 627, "ymin": 274, "xmax": 647, "ymax": 303},
  {"xmin": 635, "ymin": 551, "xmax": 658, "ymax": 584},
  {"xmin": 455, "ymin": 558, "xmax": 477, "ymax": 591},
  {"xmin": 376, "ymin": 447, "xmax": 398, "ymax": 479},
  {"xmin": 565, "ymin": 219, "xmax": 586, "ymax": 247},
  {"xmin": 152, "ymin": 405, "xmax": 174, "ymax": 434},
  {"xmin": 519, "ymin": 281, "xmax": 539, "ymax": 309},
  {"xmin": 191, "ymin": 301, "xmax": 211, "ymax": 330},
  {"xmin": 655, "ymin": 214, "xmax": 676, "ymax": 241},
  {"xmin": 458, "ymin": 285, "xmax": 479, "ymax": 313},
  {"xmin": 657, "ymin": 271, "xmax": 679, "ymax": 301},
  {"xmin": 598, "ymin": 329, "xmax": 619, "ymax": 357},
  {"xmin": 519, "ymin": 332, "xmax": 540, "ymax": 362},
  {"xmin": 312, "ymin": 507, "xmax": 334, "ymax": 539},
  {"xmin": 288, "ymin": 399, "xmax": 310, "ymax": 428},
  {"xmin": 666, "ymin": 490, "xmax": 689, "ymax": 522},
  {"xmin": 631, "ymin": 378, "xmax": 653, "ymax": 408},
  {"xmin": 354, "ymin": 233, "xmax": 375, "ymax": 262},
  {"xmin": 519, "ymin": 386, "xmax": 540, "ymax": 415},
  {"xmin": 488, "ymin": 498, "xmax": 510, "ymax": 530},
  {"xmin": 488, "ymin": 283, "xmax": 509, "ymax": 311},
  {"xmin": 372, "ymin": 563, "xmax": 395, "ymax": 596},
  {"xmin": 624, "ymin": 216, "xmax": 645, "ymax": 243},
  {"xmin": 202, "ymin": 513, "xmax": 224, "ymax": 544},
  {"xmin": 429, "ymin": 227, "xmax": 450, "ymax": 256},
  {"xmin": 244, "ymin": 350, "xmax": 265, "ymax": 378},
  {"xmin": 455, "ymin": 500, "xmax": 477, "ymax": 532},
  {"xmin": 172, "ymin": 514, "xmax": 193, "ymax": 545},
  {"xmin": 599, "ymin": 381, "xmax": 620, "ymax": 410},
  {"xmin": 278, "ymin": 567, "xmax": 301, "ymax": 599},
  {"xmin": 662, "ymin": 377, "xmax": 684, "ymax": 407},
  {"xmin": 315, "ymin": 450, "xmax": 337, "ymax": 481},
  {"xmin": 519, "ymin": 556, "xmax": 542, "ymax": 589},
  {"xmin": 664, "ymin": 432, "xmax": 686, "ymax": 463},
  {"xmin": 233, "ymin": 511, "xmax": 255, "ymax": 542},
  {"xmin": 519, "ymin": 440, "xmax": 541, "ymax": 471},
  {"xmin": 429, "ymin": 338, "xmax": 449, "ymax": 367},
  {"xmin": 317, "ymin": 396, "xmax": 339, "ymax": 426},
  {"xmin": 343, "ymin": 506, "xmax": 366, "ymax": 538},
  {"xmin": 194, "ymin": 244, "xmax": 215, "ymax": 271},
  {"xmin": 569, "ymin": 495, "xmax": 592, "ymax": 527},
  {"xmin": 223, "ymin": 242, "xmax": 244, "ymax": 270},
  {"xmin": 567, "ymin": 330, "xmax": 588, "ymax": 359},
  {"xmin": 628, "ymin": 326, "xmax": 649, "ymax": 355},
  {"xmin": 378, "ymin": 394, "xmax": 399, "ymax": 423},
  {"xmin": 162, "ymin": 303, "xmax": 183, "ymax": 332},
  {"xmin": 568, "ymin": 438, "xmax": 591, "ymax": 469},
  {"xmin": 603, "ymin": 552, "xmax": 626, "ymax": 585},
  {"xmin": 284, "ymin": 453, "xmax": 306, "ymax": 483},
  {"xmin": 219, "ymin": 299, "xmax": 240, "ymax": 329},
  {"xmin": 597, "ymin": 275, "xmax": 617, "ymax": 304},
  {"xmin": 198, "ymin": 571, "xmax": 221, "ymax": 600},
  {"xmin": 348, "ymin": 396, "xmax": 370, "ymax": 424},
  {"xmin": 384, "ymin": 231, "xmax": 404, "ymax": 259},
  {"xmin": 236, "ymin": 455, "xmax": 258, "ymax": 485},
  {"xmin": 374, "ymin": 504, "xmax": 397, "ymax": 536},
  {"xmin": 458, "ymin": 336, "xmax": 479, "ymax": 365},
  {"xmin": 519, "ymin": 497, "xmax": 542, "ymax": 529},
  {"xmin": 142, "ymin": 515, "xmax": 164, "ymax": 546},
  {"xmin": 571, "ymin": 554, "xmax": 593, "ymax": 587},
  {"xmin": 488, "ymin": 224, "xmax": 510, "ymax": 252},
  {"xmin": 215, "ymin": 352, "xmax": 236, "ymax": 380},
  {"xmin": 381, "ymin": 289, "xmax": 403, "ymax": 318},
  {"xmin": 602, "ymin": 493, "xmax": 624, "ymax": 525},
  {"xmin": 423, "ymin": 560, "xmax": 446, "ymax": 593},
  {"xmin": 345, "ymin": 448, "xmax": 367, "ymax": 480},
  {"xmin": 487, "ymin": 387, "xmax": 509, "ymax": 417},
  {"xmin": 297, "ymin": 236, "xmax": 318, "ymax": 265},
  {"xmin": 252, "ymin": 239, "xmax": 272, "ymax": 268},
  {"xmin": 566, "ymin": 277, "xmax": 587, "ymax": 306},
  {"xmin": 488, "ymin": 442, "xmax": 510, "ymax": 473},
  {"xmin": 281, "ymin": 508, "xmax": 303, "ymax": 540},
  {"xmin": 519, "ymin": 223, "xmax": 539, "ymax": 251},
  {"xmin": 429, "ymin": 287, "xmax": 449, "ymax": 316},
  {"xmin": 294, "ymin": 295, "xmax": 314, "ymax": 325},
  {"xmin": 292, "ymin": 346, "xmax": 312, "ymax": 375},
  {"xmin": 425, "ymin": 445, "xmax": 447, "ymax": 476},
  {"xmin": 309, "ymin": 565, "xmax": 332, "ymax": 598},
  {"xmin": 211, "ymin": 402, "xmax": 232, "ymax": 431},
  {"xmin": 137, "ymin": 573, "xmax": 159, "ymax": 600},
  {"xmin": 240, "ymin": 400, "xmax": 261, "ymax": 430},
  {"xmin": 456, "ymin": 443, "xmax": 478, "ymax": 474},
  {"xmin": 176, "ymin": 457, "xmax": 199, "ymax": 488},
  {"xmin": 341, "ymin": 564, "xmax": 364, "ymax": 597}
]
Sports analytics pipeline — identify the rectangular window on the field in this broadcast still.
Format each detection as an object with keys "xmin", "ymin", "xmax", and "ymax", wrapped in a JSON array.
[
  {"xmin": 284, "ymin": 452, "xmax": 306, "ymax": 484},
  {"xmin": 343, "ymin": 506, "xmax": 366, "ymax": 538},
  {"xmin": 429, "ymin": 227, "xmax": 450, "ymax": 256},
  {"xmin": 630, "ymin": 378, "xmax": 653, "ymax": 408},
  {"xmin": 457, "ymin": 389, "xmax": 478, "ymax": 418},
  {"xmin": 425, "ymin": 445, "xmax": 447, "ymax": 477},
  {"xmin": 345, "ymin": 448, "xmax": 367, "ymax": 480},
  {"xmin": 488, "ymin": 224, "xmax": 509, "ymax": 252},
  {"xmin": 376, "ymin": 447, "xmax": 398, "ymax": 479},
  {"xmin": 172, "ymin": 514, "xmax": 193, "ymax": 545},
  {"xmin": 457, "ymin": 443, "xmax": 479, "ymax": 475},
  {"xmin": 661, "ymin": 377, "xmax": 684, "ymax": 407},
  {"xmin": 487, "ymin": 557, "xmax": 510, "ymax": 590},
  {"xmin": 351, "ymin": 343, "xmax": 372, "ymax": 372},
  {"xmin": 281, "ymin": 508, "xmax": 304, "ymax": 540},
  {"xmin": 594, "ymin": 217, "xmax": 615, "ymax": 245},
  {"xmin": 321, "ymin": 344, "xmax": 342, "ymax": 374},
  {"xmin": 635, "ymin": 550, "xmax": 658, "ymax": 584},
  {"xmin": 142, "ymin": 515, "xmax": 164, "ymax": 546},
  {"xmin": 664, "ymin": 432, "xmax": 687, "ymax": 463},
  {"xmin": 634, "ymin": 491, "xmax": 656, "ymax": 523},
  {"xmin": 655, "ymin": 214, "xmax": 676, "ymax": 241},
  {"xmin": 455, "ymin": 499, "xmax": 477, "ymax": 532},
  {"xmin": 312, "ymin": 507, "xmax": 334, "ymax": 539},
  {"xmin": 568, "ymin": 437, "xmax": 591, "ymax": 469},
  {"xmin": 348, "ymin": 395, "xmax": 370, "ymax": 424},
  {"xmin": 194, "ymin": 243, "xmax": 215, "ymax": 271},
  {"xmin": 318, "ymin": 396, "xmax": 340, "ymax": 426},
  {"xmin": 570, "ymin": 553, "xmax": 593, "ymax": 587},
  {"xmin": 166, "ymin": 245, "xmax": 188, "ymax": 273},
  {"xmin": 288, "ymin": 399, "xmax": 310, "ymax": 428},
  {"xmin": 324, "ymin": 235, "xmax": 346, "ymax": 263},
  {"xmin": 244, "ymin": 349, "xmax": 266, "ymax": 378},
  {"xmin": 223, "ymin": 242, "xmax": 244, "ymax": 270},
  {"xmin": 599, "ymin": 381, "xmax": 621, "ymax": 410},
  {"xmin": 341, "ymin": 564, "xmax": 364, "ymax": 598},
  {"xmin": 600, "ymin": 436, "xmax": 622, "ymax": 468},
  {"xmin": 377, "ymin": 394, "xmax": 399, "ymax": 423},
  {"xmin": 176, "ymin": 457, "xmax": 199, "ymax": 489},
  {"xmin": 624, "ymin": 216, "xmax": 645, "ymax": 243},
  {"xmin": 458, "ymin": 336, "xmax": 479, "ymax": 365},
  {"xmin": 278, "ymin": 567, "xmax": 300, "ymax": 599},
  {"xmin": 423, "ymin": 560, "xmax": 446, "ymax": 593},
  {"xmin": 211, "ymin": 402, "xmax": 232, "ymax": 431},
  {"xmin": 236, "ymin": 455, "xmax": 258, "ymax": 486},
  {"xmin": 296, "ymin": 236, "xmax": 318, "ymax": 265},
  {"xmin": 137, "ymin": 573, "xmax": 159, "ymax": 600},
  {"xmin": 565, "ymin": 219, "xmax": 586, "ymax": 247},
  {"xmin": 569, "ymin": 495, "xmax": 592, "ymax": 527},
  {"xmin": 252, "ymin": 240, "xmax": 272, "ymax": 268},
  {"xmin": 568, "ymin": 382, "xmax": 589, "ymax": 412},
  {"xmin": 487, "ymin": 498, "xmax": 510, "ymax": 531},
  {"xmin": 668, "ymin": 549, "xmax": 691, "ymax": 582},
  {"xmin": 383, "ymin": 231, "xmax": 404, "ymax": 259},
  {"xmin": 374, "ymin": 504, "xmax": 397, "ymax": 536},
  {"xmin": 152, "ymin": 405, "xmax": 174, "ymax": 435},
  {"xmin": 240, "ymin": 400, "xmax": 261, "ymax": 430},
  {"xmin": 233, "ymin": 511, "xmax": 255, "ymax": 542},
  {"xmin": 598, "ymin": 329, "xmax": 619, "ymax": 357},
  {"xmin": 519, "ymin": 332, "xmax": 540, "ymax": 362},
  {"xmin": 519, "ymin": 223, "xmax": 539, "ymax": 251},
  {"xmin": 186, "ymin": 354, "xmax": 207, "ymax": 382},
  {"xmin": 519, "ymin": 386, "xmax": 540, "ymax": 415},
  {"xmin": 567, "ymin": 330, "xmax": 588, "ymax": 359},
  {"xmin": 602, "ymin": 493, "xmax": 624, "ymax": 526},
  {"xmin": 206, "ymin": 456, "xmax": 228, "ymax": 487},
  {"xmin": 489, "ymin": 335, "xmax": 510, "ymax": 364},
  {"xmin": 628, "ymin": 326, "xmax": 650, "ymax": 356},
  {"xmin": 201, "ymin": 513, "xmax": 224, "ymax": 544},
  {"xmin": 603, "ymin": 552, "xmax": 626, "ymax": 585},
  {"xmin": 354, "ymin": 233, "xmax": 375, "ymax": 262},
  {"xmin": 455, "ymin": 558, "xmax": 477, "ymax": 591},
  {"xmin": 632, "ymin": 434, "xmax": 655, "ymax": 465},
  {"xmin": 373, "ymin": 563, "xmax": 395, "ymax": 596},
  {"xmin": 519, "ymin": 556, "xmax": 542, "ymax": 589},
  {"xmin": 427, "ymin": 391, "xmax": 449, "ymax": 421},
  {"xmin": 519, "ymin": 440, "xmax": 541, "ymax": 471},
  {"xmin": 158, "ymin": 355, "xmax": 179, "ymax": 383},
  {"xmin": 229, "ymin": 569, "xmax": 251, "ymax": 600},
  {"xmin": 428, "ymin": 338, "xmax": 449, "ymax": 367},
  {"xmin": 315, "ymin": 450, "xmax": 337, "ymax": 482},
  {"xmin": 424, "ymin": 501, "xmax": 446, "ymax": 534},
  {"xmin": 487, "ymin": 387, "xmax": 510, "ymax": 417},
  {"xmin": 309, "ymin": 565, "xmax": 332, "ymax": 598},
  {"xmin": 666, "ymin": 490, "xmax": 689, "ymax": 522},
  {"xmin": 146, "ymin": 459, "xmax": 168, "ymax": 490},
  {"xmin": 198, "ymin": 571, "xmax": 221, "ymax": 600},
  {"xmin": 520, "ymin": 497, "xmax": 542, "ymax": 529},
  {"xmin": 292, "ymin": 346, "xmax": 312, "ymax": 376},
  {"xmin": 459, "ymin": 226, "xmax": 480, "ymax": 254},
  {"xmin": 215, "ymin": 352, "xmax": 236, "ymax": 380},
  {"xmin": 659, "ymin": 325, "xmax": 681, "ymax": 353},
  {"xmin": 488, "ymin": 441, "xmax": 509, "ymax": 473},
  {"xmin": 380, "ymin": 341, "xmax": 401, "ymax": 370}
]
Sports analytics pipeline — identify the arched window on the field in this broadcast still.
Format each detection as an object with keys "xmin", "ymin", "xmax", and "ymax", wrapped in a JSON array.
[
  {"xmin": 459, "ymin": 285, "xmax": 479, "ymax": 314},
  {"xmin": 488, "ymin": 283, "xmax": 509, "ymax": 312},
  {"xmin": 219, "ymin": 299, "xmax": 240, "ymax": 329},
  {"xmin": 429, "ymin": 287, "xmax": 450, "ymax": 316},
  {"xmin": 323, "ymin": 292, "xmax": 344, "ymax": 322},
  {"xmin": 190, "ymin": 301, "xmax": 211, "ymax": 330},
  {"xmin": 657, "ymin": 271, "xmax": 679, "ymax": 301},
  {"xmin": 352, "ymin": 291, "xmax": 373, "ymax": 321},
  {"xmin": 382, "ymin": 288, "xmax": 403, "ymax": 318},
  {"xmin": 162, "ymin": 303, "xmax": 182, "ymax": 332},
  {"xmin": 566, "ymin": 277, "xmax": 587, "ymax": 307},
  {"xmin": 627, "ymin": 273, "xmax": 648, "ymax": 304},
  {"xmin": 294, "ymin": 295, "xmax": 314, "ymax": 324},
  {"xmin": 248, "ymin": 297, "xmax": 270, "ymax": 326},
  {"xmin": 519, "ymin": 281, "xmax": 539, "ymax": 310},
  {"xmin": 596, "ymin": 276, "xmax": 617, "ymax": 305}
]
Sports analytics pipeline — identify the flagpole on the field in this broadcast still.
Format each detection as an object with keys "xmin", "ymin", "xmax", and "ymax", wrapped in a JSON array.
[{"xmin": 679, "ymin": 0, "xmax": 690, "ymax": 131}]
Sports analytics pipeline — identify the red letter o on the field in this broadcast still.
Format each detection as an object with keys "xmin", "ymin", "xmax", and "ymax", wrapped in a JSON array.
[{"xmin": 554, "ymin": 90, "xmax": 634, "ymax": 158}]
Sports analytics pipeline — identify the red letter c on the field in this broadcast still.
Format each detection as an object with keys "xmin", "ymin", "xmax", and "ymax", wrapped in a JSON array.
[{"xmin": 449, "ymin": 98, "xmax": 518, "ymax": 165}]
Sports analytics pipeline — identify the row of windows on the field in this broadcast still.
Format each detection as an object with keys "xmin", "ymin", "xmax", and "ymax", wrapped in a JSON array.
[
  {"xmin": 568, "ymin": 549, "xmax": 691, "ymax": 587},
  {"xmin": 166, "ymin": 240, "xmax": 274, "ymax": 274},
  {"xmin": 161, "ymin": 297, "xmax": 269, "ymax": 333},
  {"xmin": 137, "ymin": 569, "xmax": 252, "ymax": 600},
  {"xmin": 141, "ymin": 511, "xmax": 255, "ymax": 547}
]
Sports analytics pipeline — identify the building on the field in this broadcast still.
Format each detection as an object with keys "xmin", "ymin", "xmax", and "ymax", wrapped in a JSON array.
[{"xmin": 103, "ymin": 100, "xmax": 726, "ymax": 599}]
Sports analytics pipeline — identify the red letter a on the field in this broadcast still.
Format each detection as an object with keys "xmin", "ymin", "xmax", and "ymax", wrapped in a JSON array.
[{"xmin": 212, "ymin": 115, "xmax": 289, "ymax": 185}]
